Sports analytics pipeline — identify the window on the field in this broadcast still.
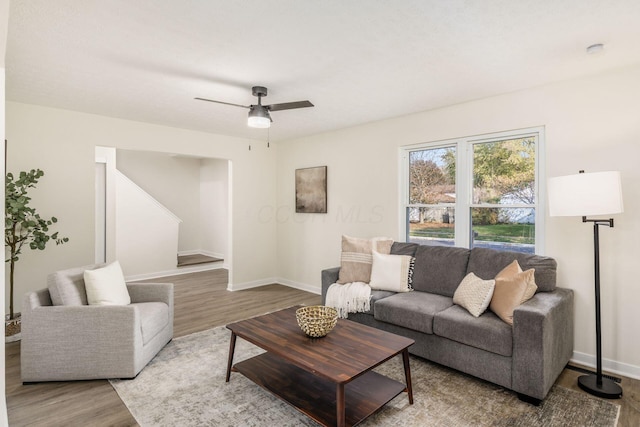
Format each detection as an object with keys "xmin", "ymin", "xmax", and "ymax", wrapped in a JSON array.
[{"xmin": 401, "ymin": 127, "xmax": 544, "ymax": 254}]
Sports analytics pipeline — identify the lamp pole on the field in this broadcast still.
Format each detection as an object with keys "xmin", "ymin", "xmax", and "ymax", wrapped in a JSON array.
[{"xmin": 577, "ymin": 217, "xmax": 622, "ymax": 398}]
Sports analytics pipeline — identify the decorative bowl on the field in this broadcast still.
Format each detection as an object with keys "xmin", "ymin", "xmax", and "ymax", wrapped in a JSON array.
[{"xmin": 295, "ymin": 305, "xmax": 338, "ymax": 338}]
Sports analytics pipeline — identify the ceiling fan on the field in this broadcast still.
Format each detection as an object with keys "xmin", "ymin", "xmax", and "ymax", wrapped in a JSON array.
[{"xmin": 195, "ymin": 86, "xmax": 314, "ymax": 129}]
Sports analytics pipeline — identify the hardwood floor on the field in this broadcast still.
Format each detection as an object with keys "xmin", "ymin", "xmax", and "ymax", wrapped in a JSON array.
[{"xmin": 5, "ymin": 269, "xmax": 640, "ymax": 426}]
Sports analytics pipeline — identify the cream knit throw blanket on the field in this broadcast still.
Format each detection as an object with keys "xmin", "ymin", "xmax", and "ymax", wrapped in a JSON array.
[{"xmin": 325, "ymin": 282, "xmax": 371, "ymax": 319}]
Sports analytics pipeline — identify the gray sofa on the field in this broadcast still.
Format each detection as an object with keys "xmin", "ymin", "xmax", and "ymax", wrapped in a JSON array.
[
  {"xmin": 21, "ymin": 264, "xmax": 174, "ymax": 382},
  {"xmin": 321, "ymin": 243, "xmax": 574, "ymax": 403}
]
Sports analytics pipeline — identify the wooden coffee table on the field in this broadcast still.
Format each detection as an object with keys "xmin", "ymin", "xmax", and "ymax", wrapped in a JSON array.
[{"xmin": 226, "ymin": 306, "xmax": 414, "ymax": 427}]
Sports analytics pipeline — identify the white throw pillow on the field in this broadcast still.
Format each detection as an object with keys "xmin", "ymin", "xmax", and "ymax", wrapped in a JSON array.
[
  {"xmin": 83, "ymin": 261, "xmax": 131, "ymax": 306},
  {"xmin": 453, "ymin": 272, "xmax": 495, "ymax": 317},
  {"xmin": 369, "ymin": 251, "xmax": 414, "ymax": 292},
  {"xmin": 337, "ymin": 235, "xmax": 394, "ymax": 284}
]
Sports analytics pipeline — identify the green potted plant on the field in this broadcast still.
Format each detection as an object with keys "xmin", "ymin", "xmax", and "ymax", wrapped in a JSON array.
[{"xmin": 5, "ymin": 169, "xmax": 68, "ymax": 340}]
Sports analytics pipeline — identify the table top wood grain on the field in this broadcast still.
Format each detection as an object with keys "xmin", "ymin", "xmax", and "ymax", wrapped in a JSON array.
[{"xmin": 226, "ymin": 305, "xmax": 415, "ymax": 384}]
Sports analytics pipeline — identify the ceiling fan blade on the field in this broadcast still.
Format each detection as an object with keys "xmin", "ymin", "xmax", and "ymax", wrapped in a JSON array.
[
  {"xmin": 266, "ymin": 100, "xmax": 314, "ymax": 112},
  {"xmin": 194, "ymin": 97, "xmax": 249, "ymax": 109}
]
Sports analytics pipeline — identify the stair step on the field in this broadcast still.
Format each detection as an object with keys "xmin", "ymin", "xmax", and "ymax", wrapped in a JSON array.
[{"xmin": 177, "ymin": 254, "xmax": 223, "ymax": 267}]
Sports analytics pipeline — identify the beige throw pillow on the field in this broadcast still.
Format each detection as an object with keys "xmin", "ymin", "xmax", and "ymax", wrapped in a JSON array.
[
  {"xmin": 453, "ymin": 272, "xmax": 496, "ymax": 317},
  {"xmin": 490, "ymin": 262, "xmax": 538, "ymax": 325},
  {"xmin": 369, "ymin": 251, "xmax": 414, "ymax": 292},
  {"xmin": 496, "ymin": 259, "xmax": 522, "ymax": 278},
  {"xmin": 337, "ymin": 235, "xmax": 394, "ymax": 284},
  {"xmin": 495, "ymin": 259, "xmax": 537, "ymax": 300}
]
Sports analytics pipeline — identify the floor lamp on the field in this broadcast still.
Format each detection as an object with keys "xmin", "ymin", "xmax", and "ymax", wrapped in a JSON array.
[{"xmin": 548, "ymin": 170, "xmax": 624, "ymax": 399}]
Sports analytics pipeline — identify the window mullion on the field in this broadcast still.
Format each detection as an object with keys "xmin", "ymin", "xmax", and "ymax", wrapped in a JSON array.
[{"xmin": 454, "ymin": 139, "xmax": 471, "ymax": 248}]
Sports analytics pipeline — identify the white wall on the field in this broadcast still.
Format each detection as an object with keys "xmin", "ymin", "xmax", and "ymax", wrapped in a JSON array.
[
  {"xmin": 276, "ymin": 64, "xmax": 640, "ymax": 378},
  {"xmin": 116, "ymin": 151, "xmax": 230, "ymax": 260},
  {"xmin": 5, "ymin": 102, "xmax": 278, "ymax": 304},
  {"xmin": 200, "ymin": 158, "xmax": 229, "ymax": 259},
  {"xmin": 115, "ymin": 171, "xmax": 181, "ymax": 276},
  {"xmin": 116, "ymin": 150, "xmax": 200, "ymax": 252}
]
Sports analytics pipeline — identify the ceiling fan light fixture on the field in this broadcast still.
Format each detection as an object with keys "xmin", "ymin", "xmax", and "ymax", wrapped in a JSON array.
[
  {"xmin": 196, "ymin": 86, "xmax": 312, "ymax": 129},
  {"xmin": 248, "ymin": 106, "xmax": 271, "ymax": 128}
]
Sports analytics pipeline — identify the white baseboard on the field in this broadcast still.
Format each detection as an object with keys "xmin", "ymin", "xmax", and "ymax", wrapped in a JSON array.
[
  {"xmin": 275, "ymin": 278, "xmax": 321, "ymax": 295},
  {"xmin": 227, "ymin": 277, "xmax": 278, "ymax": 291},
  {"xmin": 570, "ymin": 351, "xmax": 640, "ymax": 381},
  {"xmin": 227, "ymin": 278, "xmax": 320, "ymax": 295},
  {"xmin": 126, "ymin": 262, "xmax": 225, "ymax": 282}
]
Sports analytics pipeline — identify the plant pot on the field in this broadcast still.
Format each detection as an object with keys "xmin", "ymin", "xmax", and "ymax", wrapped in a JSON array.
[{"xmin": 5, "ymin": 313, "xmax": 22, "ymax": 342}]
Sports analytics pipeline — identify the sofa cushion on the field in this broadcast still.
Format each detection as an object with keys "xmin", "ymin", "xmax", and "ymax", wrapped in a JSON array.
[
  {"xmin": 411, "ymin": 245, "xmax": 471, "ymax": 297},
  {"xmin": 366, "ymin": 290, "xmax": 396, "ymax": 316},
  {"xmin": 466, "ymin": 248, "xmax": 557, "ymax": 292},
  {"xmin": 434, "ymin": 305, "xmax": 513, "ymax": 357},
  {"xmin": 453, "ymin": 273, "xmax": 495, "ymax": 317},
  {"xmin": 337, "ymin": 235, "xmax": 394, "ymax": 284},
  {"xmin": 134, "ymin": 302, "xmax": 170, "ymax": 345},
  {"xmin": 47, "ymin": 263, "xmax": 105, "ymax": 306},
  {"xmin": 84, "ymin": 261, "xmax": 131, "ymax": 306},
  {"xmin": 369, "ymin": 252, "xmax": 414, "ymax": 292},
  {"xmin": 374, "ymin": 292, "xmax": 453, "ymax": 334},
  {"xmin": 390, "ymin": 242, "xmax": 419, "ymax": 257}
]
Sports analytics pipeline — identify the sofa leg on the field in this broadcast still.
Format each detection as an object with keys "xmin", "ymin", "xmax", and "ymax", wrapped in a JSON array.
[{"xmin": 517, "ymin": 393, "xmax": 542, "ymax": 406}]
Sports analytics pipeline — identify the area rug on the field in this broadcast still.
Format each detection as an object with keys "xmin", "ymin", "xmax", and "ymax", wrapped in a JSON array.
[{"xmin": 110, "ymin": 326, "xmax": 620, "ymax": 427}]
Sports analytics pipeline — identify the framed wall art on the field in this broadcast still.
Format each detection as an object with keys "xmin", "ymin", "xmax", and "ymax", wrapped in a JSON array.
[{"xmin": 295, "ymin": 166, "xmax": 327, "ymax": 213}]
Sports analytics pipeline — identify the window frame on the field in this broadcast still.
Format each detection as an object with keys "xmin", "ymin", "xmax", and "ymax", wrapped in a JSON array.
[{"xmin": 400, "ymin": 126, "xmax": 546, "ymax": 254}]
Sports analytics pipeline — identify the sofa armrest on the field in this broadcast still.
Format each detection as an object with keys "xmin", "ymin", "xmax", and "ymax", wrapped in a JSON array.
[
  {"xmin": 127, "ymin": 282, "xmax": 174, "ymax": 330},
  {"xmin": 511, "ymin": 287, "xmax": 574, "ymax": 400},
  {"xmin": 321, "ymin": 267, "xmax": 340, "ymax": 304},
  {"xmin": 127, "ymin": 282, "xmax": 173, "ymax": 306}
]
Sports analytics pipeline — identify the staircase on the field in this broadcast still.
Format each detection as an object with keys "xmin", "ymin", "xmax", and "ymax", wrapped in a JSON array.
[{"xmin": 177, "ymin": 254, "xmax": 223, "ymax": 267}]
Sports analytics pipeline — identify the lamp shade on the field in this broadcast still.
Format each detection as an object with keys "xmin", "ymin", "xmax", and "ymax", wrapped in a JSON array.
[
  {"xmin": 247, "ymin": 106, "xmax": 271, "ymax": 128},
  {"xmin": 548, "ymin": 171, "xmax": 623, "ymax": 217}
]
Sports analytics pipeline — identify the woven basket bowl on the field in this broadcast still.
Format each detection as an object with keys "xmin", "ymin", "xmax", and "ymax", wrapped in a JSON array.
[{"xmin": 296, "ymin": 306, "xmax": 338, "ymax": 338}]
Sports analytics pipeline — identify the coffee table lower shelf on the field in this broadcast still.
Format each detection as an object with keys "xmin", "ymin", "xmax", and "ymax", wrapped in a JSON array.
[{"xmin": 233, "ymin": 352, "xmax": 406, "ymax": 427}]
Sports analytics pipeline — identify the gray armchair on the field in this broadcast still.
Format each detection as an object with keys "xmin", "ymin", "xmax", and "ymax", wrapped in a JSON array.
[{"xmin": 21, "ymin": 264, "xmax": 174, "ymax": 382}]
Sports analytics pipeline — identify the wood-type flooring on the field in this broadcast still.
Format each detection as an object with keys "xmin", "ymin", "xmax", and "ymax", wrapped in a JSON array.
[{"xmin": 5, "ymin": 269, "xmax": 640, "ymax": 426}]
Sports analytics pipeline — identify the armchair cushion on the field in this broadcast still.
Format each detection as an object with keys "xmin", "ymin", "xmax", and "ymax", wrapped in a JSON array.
[{"xmin": 47, "ymin": 263, "xmax": 105, "ymax": 306}]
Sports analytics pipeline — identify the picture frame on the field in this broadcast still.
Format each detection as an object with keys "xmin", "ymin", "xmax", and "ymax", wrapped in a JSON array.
[{"xmin": 295, "ymin": 166, "xmax": 327, "ymax": 213}]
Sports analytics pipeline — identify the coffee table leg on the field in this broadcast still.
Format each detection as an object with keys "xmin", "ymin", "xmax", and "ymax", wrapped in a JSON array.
[
  {"xmin": 225, "ymin": 332, "xmax": 237, "ymax": 382},
  {"xmin": 336, "ymin": 383, "xmax": 345, "ymax": 427},
  {"xmin": 402, "ymin": 349, "xmax": 414, "ymax": 404}
]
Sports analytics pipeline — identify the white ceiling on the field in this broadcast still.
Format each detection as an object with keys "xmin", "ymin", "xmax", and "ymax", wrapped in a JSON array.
[{"xmin": 6, "ymin": 1, "xmax": 640, "ymax": 142}]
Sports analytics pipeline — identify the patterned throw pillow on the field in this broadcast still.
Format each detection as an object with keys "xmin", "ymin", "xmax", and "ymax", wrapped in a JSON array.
[
  {"xmin": 337, "ymin": 235, "xmax": 394, "ymax": 284},
  {"xmin": 369, "ymin": 251, "xmax": 415, "ymax": 292},
  {"xmin": 490, "ymin": 260, "xmax": 538, "ymax": 324},
  {"xmin": 453, "ymin": 272, "xmax": 496, "ymax": 317}
]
